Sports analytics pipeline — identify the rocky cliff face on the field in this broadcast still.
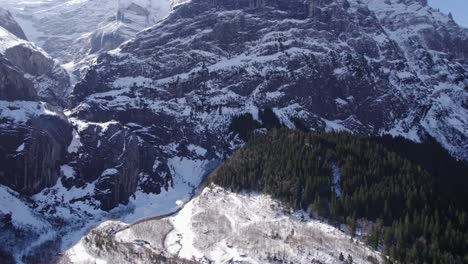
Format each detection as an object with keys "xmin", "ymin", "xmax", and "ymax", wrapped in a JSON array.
[
  {"xmin": 0, "ymin": 13, "xmax": 72, "ymax": 195},
  {"xmin": 0, "ymin": 55, "xmax": 36, "ymax": 100},
  {"xmin": 0, "ymin": 14, "xmax": 168, "ymax": 212},
  {"xmin": 69, "ymin": 120, "xmax": 171, "ymax": 210},
  {"xmin": 364, "ymin": 0, "xmax": 468, "ymax": 158},
  {"xmin": 1, "ymin": 0, "xmax": 465, "ymax": 216},
  {"xmin": 0, "ymin": 102, "xmax": 72, "ymax": 195},
  {"xmin": 71, "ymin": 0, "xmax": 467, "ymax": 160}
]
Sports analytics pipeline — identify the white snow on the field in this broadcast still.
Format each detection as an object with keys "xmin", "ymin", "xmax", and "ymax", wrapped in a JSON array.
[
  {"xmin": 335, "ymin": 98, "xmax": 348, "ymax": 107},
  {"xmin": 0, "ymin": 185, "xmax": 49, "ymax": 229},
  {"xmin": 33, "ymin": 177, "xmax": 103, "ymax": 220},
  {"xmin": 331, "ymin": 163, "xmax": 342, "ymax": 198},
  {"xmin": 61, "ymin": 156, "xmax": 217, "ymax": 263},
  {"xmin": 67, "ymin": 129, "xmax": 82, "ymax": 153},
  {"xmin": 322, "ymin": 118, "xmax": 351, "ymax": 132},
  {"xmin": 106, "ymin": 185, "xmax": 382, "ymax": 263},
  {"xmin": 120, "ymin": 157, "xmax": 216, "ymax": 223},
  {"xmin": 1, "ymin": 0, "xmax": 173, "ymax": 64},
  {"xmin": 66, "ymin": 238, "xmax": 107, "ymax": 264},
  {"xmin": 187, "ymin": 144, "xmax": 207, "ymax": 156},
  {"xmin": 61, "ymin": 164, "xmax": 76, "ymax": 179},
  {"xmin": 112, "ymin": 76, "xmax": 154, "ymax": 88},
  {"xmin": 101, "ymin": 168, "xmax": 119, "ymax": 176},
  {"xmin": 0, "ymin": 101, "xmax": 60, "ymax": 123},
  {"xmin": 69, "ymin": 117, "xmax": 119, "ymax": 133},
  {"xmin": 0, "ymin": 26, "xmax": 27, "ymax": 53},
  {"xmin": 165, "ymin": 200, "xmax": 204, "ymax": 259},
  {"xmin": 16, "ymin": 142, "xmax": 25, "ymax": 152},
  {"xmin": 385, "ymin": 119, "xmax": 422, "ymax": 142}
]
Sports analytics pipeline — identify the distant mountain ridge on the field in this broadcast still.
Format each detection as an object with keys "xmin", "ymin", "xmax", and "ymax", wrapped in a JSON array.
[{"xmin": 2, "ymin": 0, "xmax": 173, "ymax": 64}]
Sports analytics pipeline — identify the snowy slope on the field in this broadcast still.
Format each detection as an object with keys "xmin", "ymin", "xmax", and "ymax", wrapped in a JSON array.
[{"xmin": 64, "ymin": 185, "xmax": 381, "ymax": 264}]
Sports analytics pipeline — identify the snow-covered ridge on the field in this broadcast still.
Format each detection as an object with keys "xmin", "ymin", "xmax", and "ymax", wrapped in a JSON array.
[
  {"xmin": 0, "ymin": 26, "xmax": 29, "ymax": 53},
  {"xmin": 65, "ymin": 185, "xmax": 381, "ymax": 263},
  {"xmin": 0, "ymin": 19, "xmax": 52, "ymax": 59}
]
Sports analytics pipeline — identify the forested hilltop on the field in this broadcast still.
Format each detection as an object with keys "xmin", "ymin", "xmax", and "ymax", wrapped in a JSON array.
[{"xmin": 210, "ymin": 129, "xmax": 468, "ymax": 263}]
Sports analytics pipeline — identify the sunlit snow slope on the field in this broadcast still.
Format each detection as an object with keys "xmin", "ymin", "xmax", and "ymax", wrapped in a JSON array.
[{"xmin": 62, "ymin": 185, "xmax": 381, "ymax": 264}]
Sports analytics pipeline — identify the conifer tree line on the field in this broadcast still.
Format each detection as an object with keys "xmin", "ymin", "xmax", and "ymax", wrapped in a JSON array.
[{"xmin": 211, "ymin": 125, "xmax": 468, "ymax": 263}]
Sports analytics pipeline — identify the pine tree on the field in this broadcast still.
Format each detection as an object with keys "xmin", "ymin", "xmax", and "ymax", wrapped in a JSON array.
[
  {"xmin": 349, "ymin": 213, "xmax": 357, "ymax": 238},
  {"xmin": 448, "ymin": 12, "xmax": 454, "ymax": 21},
  {"xmin": 368, "ymin": 226, "xmax": 379, "ymax": 250}
]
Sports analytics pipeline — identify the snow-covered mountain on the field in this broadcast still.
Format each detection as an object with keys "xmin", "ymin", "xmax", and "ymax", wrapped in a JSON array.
[
  {"xmin": 0, "ymin": 7, "xmax": 70, "ymax": 104},
  {"xmin": 71, "ymin": 0, "xmax": 467, "ymax": 160},
  {"xmin": 2, "ymin": 0, "xmax": 173, "ymax": 64},
  {"xmin": 0, "ymin": 0, "xmax": 467, "ymax": 262},
  {"xmin": 1, "ymin": 0, "xmax": 176, "ymax": 84}
]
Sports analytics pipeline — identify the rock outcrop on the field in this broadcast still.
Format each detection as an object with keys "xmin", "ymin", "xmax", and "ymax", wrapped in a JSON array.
[
  {"xmin": 0, "ymin": 8, "xmax": 27, "ymax": 40},
  {"xmin": 73, "ymin": 121, "xmax": 167, "ymax": 210},
  {"xmin": 0, "ymin": 55, "xmax": 36, "ymax": 100},
  {"xmin": 0, "ymin": 102, "xmax": 72, "ymax": 195}
]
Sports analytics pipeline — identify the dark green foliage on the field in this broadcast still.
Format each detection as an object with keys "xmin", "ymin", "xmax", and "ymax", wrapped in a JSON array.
[
  {"xmin": 339, "ymin": 252, "xmax": 344, "ymax": 261},
  {"xmin": 259, "ymin": 107, "xmax": 281, "ymax": 129},
  {"xmin": 229, "ymin": 108, "xmax": 283, "ymax": 141},
  {"xmin": 367, "ymin": 255, "xmax": 380, "ymax": 264},
  {"xmin": 368, "ymin": 226, "xmax": 380, "ymax": 250},
  {"xmin": 292, "ymin": 118, "xmax": 309, "ymax": 132},
  {"xmin": 211, "ymin": 129, "xmax": 468, "ymax": 263},
  {"xmin": 0, "ymin": 250, "xmax": 14, "ymax": 264},
  {"xmin": 228, "ymin": 113, "xmax": 260, "ymax": 140},
  {"xmin": 372, "ymin": 135, "xmax": 468, "ymax": 209}
]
